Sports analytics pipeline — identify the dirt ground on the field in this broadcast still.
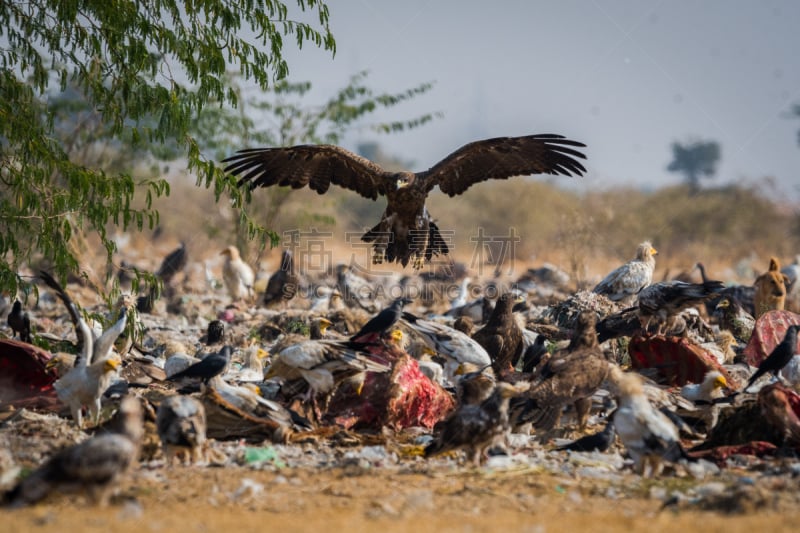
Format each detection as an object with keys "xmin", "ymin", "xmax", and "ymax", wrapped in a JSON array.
[
  {"xmin": 2, "ymin": 463, "xmax": 799, "ymax": 533},
  {"xmin": 2, "ymin": 234, "xmax": 798, "ymax": 531}
]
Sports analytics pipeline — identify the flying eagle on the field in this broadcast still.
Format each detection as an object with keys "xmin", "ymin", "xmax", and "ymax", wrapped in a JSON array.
[{"xmin": 223, "ymin": 135, "xmax": 586, "ymax": 268}]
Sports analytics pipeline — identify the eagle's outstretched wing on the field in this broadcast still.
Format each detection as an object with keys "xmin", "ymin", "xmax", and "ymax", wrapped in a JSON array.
[
  {"xmin": 421, "ymin": 134, "xmax": 586, "ymax": 196},
  {"xmin": 223, "ymin": 145, "xmax": 392, "ymax": 200}
]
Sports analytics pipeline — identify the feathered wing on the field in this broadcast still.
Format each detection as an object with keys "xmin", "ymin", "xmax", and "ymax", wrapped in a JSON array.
[
  {"xmin": 207, "ymin": 378, "xmax": 300, "ymax": 431},
  {"xmin": 39, "ymin": 271, "xmax": 82, "ymax": 332},
  {"xmin": 223, "ymin": 145, "xmax": 392, "ymax": 200},
  {"xmin": 93, "ymin": 311, "xmax": 127, "ymax": 363},
  {"xmin": 53, "ymin": 435, "xmax": 137, "ymax": 484},
  {"xmin": 156, "ymin": 242, "xmax": 187, "ymax": 282},
  {"xmin": 157, "ymin": 395, "xmax": 207, "ymax": 462},
  {"xmin": 639, "ymin": 280, "xmax": 725, "ymax": 316},
  {"xmin": 614, "ymin": 399, "xmax": 685, "ymax": 469},
  {"xmin": 5, "ymin": 434, "xmax": 136, "ymax": 506},
  {"xmin": 518, "ymin": 350, "xmax": 608, "ymax": 430},
  {"xmin": 530, "ymin": 352, "xmax": 609, "ymax": 406},
  {"xmin": 425, "ymin": 404, "xmax": 491, "ymax": 456},
  {"xmin": 635, "ymin": 407, "xmax": 684, "ymax": 461},
  {"xmin": 267, "ymin": 340, "xmax": 390, "ymax": 393},
  {"xmin": 39, "ymin": 271, "xmax": 94, "ymax": 367},
  {"xmin": 422, "ymin": 134, "xmax": 586, "ymax": 196},
  {"xmin": 594, "ymin": 261, "xmax": 652, "ymax": 301},
  {"xmin": 400, "ymin": 313, "xmax": 492, "ymax": 367}
]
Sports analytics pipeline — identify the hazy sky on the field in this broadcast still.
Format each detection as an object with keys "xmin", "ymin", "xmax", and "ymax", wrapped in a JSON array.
[{"xmin": 280, "ymin": 0, "xmax": 800, "ymax": 199}]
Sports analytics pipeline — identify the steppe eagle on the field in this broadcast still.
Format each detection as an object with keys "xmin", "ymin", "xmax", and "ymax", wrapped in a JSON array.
[{"xmin": 223, "ymin": 134, "xmax": 586, "ymax": 268}]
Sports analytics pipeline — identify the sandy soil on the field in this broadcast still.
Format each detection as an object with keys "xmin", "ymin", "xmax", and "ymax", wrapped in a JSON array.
[{"xmin": 2, "ymin": 463, "xmax": 799, "ymax": 533}]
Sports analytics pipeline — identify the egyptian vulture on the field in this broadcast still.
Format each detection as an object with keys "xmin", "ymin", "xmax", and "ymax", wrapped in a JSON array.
[
  {"xmin": 220, "ymin": 245, "xmax": 254, "ymax": 301},
  {"xmin": 224, "ymin": 135, "xmax": 586, "ymax": 268},
  {"xmin": 680, "ymin": 370, "xmax": 728, "ymax": 403},
  {"xmin": 400, "ymin": 312, "xmax": 492, "ymax": 382},
  {"xmin": 40, "ymin": 271, "xmax": 130, "ymax": 427},
  {"xmin": 593, "ymin": 241, "xmax": 657, "ymax": 303},
  {"xmin": 610, "ymin": 366, "xmax": 687, "ymax": 477},
  {"xmin": 266, "ymin": 338, "xmax": 391, "ymax": 401}
]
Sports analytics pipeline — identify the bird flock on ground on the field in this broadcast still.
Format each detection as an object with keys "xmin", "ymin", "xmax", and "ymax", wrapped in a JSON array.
[{"xmin": 2, "ymin": 134, "xmax": 800, "ymax": 509}]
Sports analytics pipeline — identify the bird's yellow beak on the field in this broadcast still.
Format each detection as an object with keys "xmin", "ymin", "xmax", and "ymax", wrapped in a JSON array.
[
  {"xmin": 319, "ymin": 318, "xmax": 332, "ymax": 334},
  {"xmin": 257, "ymin": 348, "xmax": 269, "ymax": 360},
  {"xmin": 45, "ymin": 357, "xmax": 60, "ymax": 370},
  {"xmin": 650, "ymin": 247, "xmax": 658, "ymax": 256},
  {"xmin": 103, "ymin": 358, "xmax": 121, "ymax": 372},
  {"xmin": 389, "ymin": 329, "xmax": 404, "ymax": 344},
  {"xmin": 396, "ymin": 178, "xmax": 410, "ymax": 189},
  {"xmin": 244, "ymin": 383, "xmax": 263, "ymax": 397},
  {"xmin": 714, "ymin": 376, "xmax": 728, "ymax": 389},
  {"xmin": 454, "ymin": 363, "xmax": 469, "ymax": 376}
]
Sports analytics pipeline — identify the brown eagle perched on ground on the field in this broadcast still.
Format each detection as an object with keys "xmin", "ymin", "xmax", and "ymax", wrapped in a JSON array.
[
  {"xmin": 512, "ymin": 311, "xmax": 610, "ymax": 435},
  {"xmin": 471, "ymin": 293, "xmax": 525, "ymax": 375},
  {"xmin": 425, "ymin": 381, "xmax": 529, "ymax": 466},
  {"xmin": 4, "ymin": 396, "xmax": 143, "ymax": 507},
  {"xmin": 224, "ymin": 135, "xmax": 586, "ymax": 268}
]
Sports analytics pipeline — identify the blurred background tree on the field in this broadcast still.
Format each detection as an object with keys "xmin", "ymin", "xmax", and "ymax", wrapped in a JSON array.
[{"xmin": 666, "ymin": 139, "xmax": 721, "ymax": 194}]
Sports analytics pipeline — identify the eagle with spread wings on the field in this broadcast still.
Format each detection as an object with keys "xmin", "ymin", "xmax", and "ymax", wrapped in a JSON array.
[{"xmin": 224, "ymin": 134, "xmax": 586, "ymax": 268}]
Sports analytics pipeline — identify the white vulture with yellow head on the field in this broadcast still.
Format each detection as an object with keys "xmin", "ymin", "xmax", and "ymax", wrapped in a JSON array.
[
  {"xmin": 220, "ymin": 245, "xmax": 255, "ymax": 301},
  {"xmin": 680, "ymin": 370, "xmax": 728, "ymax": 403},
  {"xmin": 39, "ymin": 272, "xmax": 130, "ymax": 428},
  {"xmin": 592, "ymin": 241, "xmax": 658, "ymax": 304},
  {"xmin": 610, "ymin": 366, "xmax": 688, "ymax": 477}
]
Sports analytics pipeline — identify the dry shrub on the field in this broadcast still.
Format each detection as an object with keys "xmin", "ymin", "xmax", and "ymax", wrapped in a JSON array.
[{"xmin": 134, "ymin": 175, "xmax": 798, "ymax": 284}]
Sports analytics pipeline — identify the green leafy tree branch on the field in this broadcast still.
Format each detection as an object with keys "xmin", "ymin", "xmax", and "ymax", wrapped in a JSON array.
[{"xmin": 0, "ymin": 0, "xmax": 335, "ymax": 294}]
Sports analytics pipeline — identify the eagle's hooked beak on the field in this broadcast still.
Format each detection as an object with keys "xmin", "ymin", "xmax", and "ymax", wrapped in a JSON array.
[{"xmin": 396, "ymin": 177, "xmax": 410, "ymax": 189}]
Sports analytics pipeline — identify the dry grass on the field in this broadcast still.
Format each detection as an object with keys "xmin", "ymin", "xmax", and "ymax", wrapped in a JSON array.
[{"xmin": 113, "ymin": 175, "xmax": 798, "ymax": 288}]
